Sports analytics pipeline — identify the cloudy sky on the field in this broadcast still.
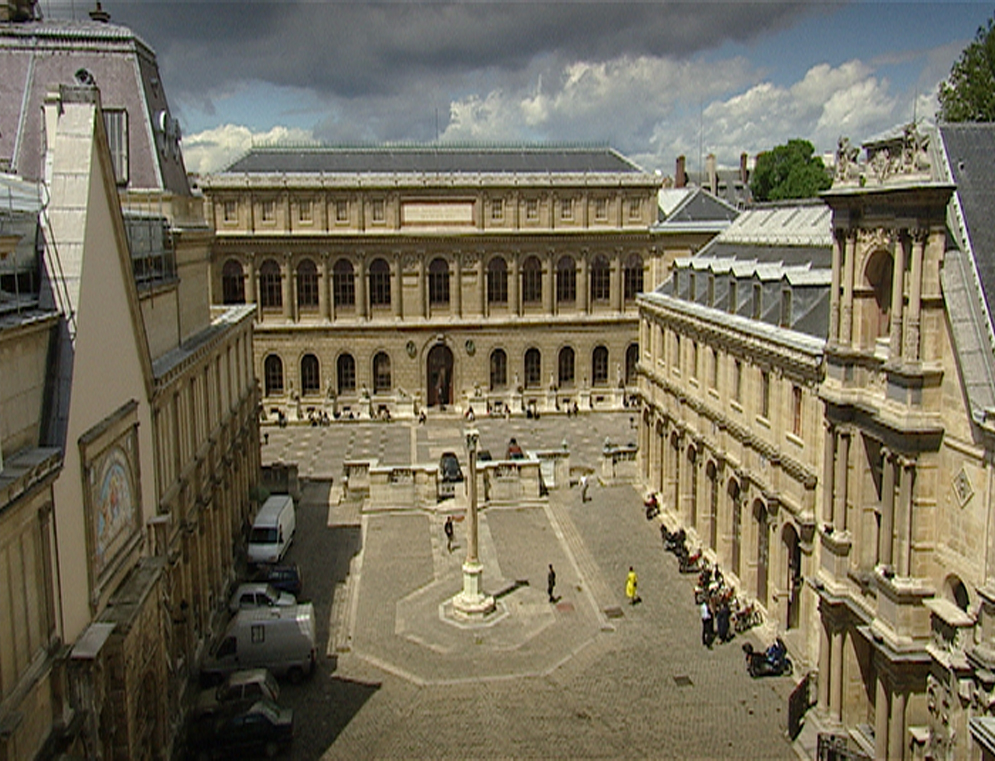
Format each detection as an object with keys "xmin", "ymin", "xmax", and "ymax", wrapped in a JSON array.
[{"xmin": 41, "ymin": 0, "xmax": 993, "ymax": 176}]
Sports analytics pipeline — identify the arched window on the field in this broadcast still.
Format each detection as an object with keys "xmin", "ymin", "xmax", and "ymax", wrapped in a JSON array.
[
  {"xmin": 264, "ymin": 354, "xmax": 284, "ymax": 396},
  {"xmin": 524, "ymin": 348, "xmax": 541, "ymax": 388},
  {"xmin": 625, "ymin": 343, "xmax": 639, "ymax": 385},
  {"xmin": 221, "ymin": 259, "xmax": 245, "ymax": 304},
  {"xmin": 488, "ymin": 257, "xmax": 508, "ymax": 304},
  {"xmin": 623, "ymin": 254, "xmax": 643, "ymax": 301},
  {"xmin": 522, "ymin": 256, "xmax": 542, "ymax": 304},
  {"xmin": 259, "ymin": 259, "xmax": 282, "ymax": 309},
  {"xmin": 592, "ymin": 345, "xmax": 609, "ymax": 386},
  {"xmin": 558, "ymin": 346, "xmax": 575, "ymax": 387},
  {"xmin": 490, "ymin": 349, "xmax": 507, "ymax": 390},
  {"xmin": 369, "ymin": 258, "xmax": 391, "ymax": 308},
  {"xmin": 373, "ymin": 352, "xmax": 391, "ymax": 393},
  {"xmin": 297, "ymin": 259, "xmax": 318, "ymax": 310},
  {"xmin": 591, "ymin": 255, "xmax": 611, "ymax": 302},
  {"xmin": 946, "ymin": 575, "xmax": 970, "ymax": 612},
  {"xmin": 556, "ymin": 256, "xmax": 576, "ymax": 303},
  {"xmin": 428, "ymin": 257, "xmax": 450, "ymax": 305},
  {"xmin": 337, "ymin": 353, "xmax": 356, "ymax": 394},
  {"xmin": 333, "ymin": 259, "xmax": 355, "ymax": 307},
  {"xmin": 865, "ymin": 250, "xmax": 893, "ymax": 340},
  {"xmin": 301, "ymin": 353, "xmax": 320, "ymax": 394}
]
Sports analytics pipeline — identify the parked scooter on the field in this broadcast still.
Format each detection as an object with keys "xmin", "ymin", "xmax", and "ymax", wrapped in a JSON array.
[
  {"xmin": 743, "ymin": 638, "xmax": 793, "ymax": 678},
  {"xmin": 678, "ymin": 546, "xmax": 703, "ymax": 573},
  {"xmin": 644, "ymin": 493, "xmax": 660, "ymax": 520},
  {"xmin": 731, "ymin": 599, "xmax": 762, "ymax": 633}
]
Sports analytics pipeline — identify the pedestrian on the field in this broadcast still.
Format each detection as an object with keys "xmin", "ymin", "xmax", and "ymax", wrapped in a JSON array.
[
  {"xmin": 716, "ymin": 598, "xmax": 731, "ymax": 643},
  {"xmin": 626, "ymin": 566, "xmax": 638, "ymax": 605},
  {"xmin": 444, "ymin": 515, "xmax": 454, "ymax": 552},
  {"xmin": 580, "ymin": 473, "xmax": 591, "ymax": 502},
  {"xmin": 547, "ymin": 564, "xmax": 556, "ymax": 603},
  {"xmin": 701, "ymin": 598, "xmax": 714, "ymax": 647}
]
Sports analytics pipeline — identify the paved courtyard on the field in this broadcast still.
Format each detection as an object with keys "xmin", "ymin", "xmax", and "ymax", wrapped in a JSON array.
[{"xmin": 262, "ymin": 412, "xmax": 802, "ymax": 759}]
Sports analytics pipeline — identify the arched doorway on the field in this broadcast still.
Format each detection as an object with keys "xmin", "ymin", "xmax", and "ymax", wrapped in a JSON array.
[
  {"xmin": 427, "ymin": 344, "xmax": 454, "ymax": 408},
  {"xmin": 782, "ymin": 524, "xmax": 802, "ymax": 629}
]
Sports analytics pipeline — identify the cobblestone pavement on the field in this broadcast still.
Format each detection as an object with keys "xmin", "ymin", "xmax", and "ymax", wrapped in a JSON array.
[{"xmin": 265, "ymin": 413, "xmax": 799, "ymax": 760}]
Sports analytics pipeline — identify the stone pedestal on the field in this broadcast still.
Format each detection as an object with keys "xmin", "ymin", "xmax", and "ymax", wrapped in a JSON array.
[{"xmin": 452, "ymin": 561, "xmax": 495, "ymax": 618}]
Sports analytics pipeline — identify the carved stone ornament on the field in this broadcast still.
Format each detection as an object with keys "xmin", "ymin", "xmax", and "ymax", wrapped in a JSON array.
[
  {"xmin": 405, "ymin": 340, "xmax": 417, "ymax": 358},
  {"xmin": 954, "ymin": 467, "xmax": 974, "ymax": 507},
  {"xmin": 858, "ymin": 227, "xmax": 894, "ymax": 252},
  {"xmin": 402, "ymin": 254, "xmax": 419, "ymax": 272},
  {"xmin": 461, "ymin": 252, "xmax": 479, "ymax": 268}
]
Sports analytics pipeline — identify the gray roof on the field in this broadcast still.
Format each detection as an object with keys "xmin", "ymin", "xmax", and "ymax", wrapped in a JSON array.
[{"xmin": 223, "ymin": 145, "xmax": 646, "ymax": 175}]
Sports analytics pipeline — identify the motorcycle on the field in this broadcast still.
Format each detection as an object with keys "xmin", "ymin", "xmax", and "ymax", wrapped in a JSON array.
[
  {"xmin": 644, "ymin": 494, "xmax": 660, "ymax": 520},
  {"xmin": 679, "ymin": 547, "xmax": 703, "ymax": 573},
  {"xmin": 732, "ymin": 599, "xmax": 762, "ymax": 633},
  {"xmin": 743, "ymin": 638, "xmax": 792, "ymax": 678}
]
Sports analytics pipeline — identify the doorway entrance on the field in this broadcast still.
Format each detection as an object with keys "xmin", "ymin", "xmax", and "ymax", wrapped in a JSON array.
[{"xmin": 427, "ymin": 344, "xmax": 454, "ymax": 408}]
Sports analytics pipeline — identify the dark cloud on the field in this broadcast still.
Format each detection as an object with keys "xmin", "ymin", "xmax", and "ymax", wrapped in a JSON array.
[{"xmin": 96, "ymin": 1, "xmax": 822, "ymax": 104}]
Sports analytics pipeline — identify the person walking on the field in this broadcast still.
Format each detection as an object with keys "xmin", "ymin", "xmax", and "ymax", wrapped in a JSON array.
[
  {"xmin": 547, "ymin": 564, "xmax": 556, "ymax": 603},
  {"xmin": 700, "ymin": 598, "xmax": 714, "ymax": 647},
  {"xmin": 581, "ymin": 473, "xmax": 591, "ymax": 502},
  {"xmin": 625, "ymin": 566, "xmax": 638, "ymax": 605},
  {"xmin": 444, "ymin": 515, "xmax": 454, "ymax": 552}
]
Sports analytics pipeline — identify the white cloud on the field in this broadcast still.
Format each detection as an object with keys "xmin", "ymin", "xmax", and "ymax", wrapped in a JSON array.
[{"xmin": 183, "ymin": 124, "xmax": 316, "ymax": 175}]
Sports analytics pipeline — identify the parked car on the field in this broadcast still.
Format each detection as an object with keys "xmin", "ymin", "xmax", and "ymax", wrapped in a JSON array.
[
  {"xmin": 228, "ymin": 582, "xmax": 296, "ymax": 614},
  {"xmin": 248, "ymin": 495, "xmax": 296, "ymax": 566},
  {"xmin": 252, "ymin": 564, "xmax": 303, "ymax": 596},
  {"xmin": 438, "ymin": 452, "xmax": 463, "ymax": 498},
  {"xmin": 186, "ymin": 699, "xmax": 293, "ymax": 759},
  {"xmin": 193, "ymin": 669, "xmax": 280, "ymax": 718}
]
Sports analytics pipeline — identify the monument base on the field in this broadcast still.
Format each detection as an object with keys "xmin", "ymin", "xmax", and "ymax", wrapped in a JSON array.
[{"xmin": 451, "ymin": 561, "xmax": 495, "ymax": 619}]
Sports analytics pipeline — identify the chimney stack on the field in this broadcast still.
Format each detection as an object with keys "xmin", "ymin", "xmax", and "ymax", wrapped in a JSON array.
[
  {"xmin": 740, "ymin": 153, "xmax": 749, "ymax": 185},
  {"xmin": 706, "ymin": 154, "xmax": 717, "ymax": 195},
  {"xmin": 675, "ymin": 156, "xmax": 686, "ymax": 189},
  {"xmin": 89, "ymin": 1, "xmax": 110, "ymax": 22}
]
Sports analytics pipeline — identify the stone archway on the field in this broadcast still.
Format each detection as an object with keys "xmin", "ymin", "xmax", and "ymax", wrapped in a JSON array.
[
  {"xmin": 782, "ymin": 523, "xmax": 802, "ymax": 629},
  {"xmin": 427, "ymin": 343, "xmax": 454, "ymax": 408}
]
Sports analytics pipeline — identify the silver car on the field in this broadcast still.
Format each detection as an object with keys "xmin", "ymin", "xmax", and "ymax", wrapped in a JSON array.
[{"xmin": 228, "ymin": 582, "xmax": 296, "ymax": 614}]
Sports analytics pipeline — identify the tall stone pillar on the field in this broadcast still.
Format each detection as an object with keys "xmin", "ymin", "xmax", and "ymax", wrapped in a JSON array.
[
  {"xmin": 823, "ymin": 423, "xmax": 836, "ymax": 525},
  {"xmin": 889, "ymin": 233, "xmax": 907, "ymax": 359},
  {"xmin": 830, "ymin": 230, "xmax": 842, "ymax": 344},
  {"xmin": 896, "ymin": 458, "xmax": 916, "ymax": 577},
  {"xmin": 418, "ymin": 257, "xmax": 427, "ymax": 319},
  {"xmin": 356, "ymin": 255, "xmax": 367, "ymax": 320},
  {"xmin": 818, "ymin": 617, "xmax": 831, "ymax": 714},
  {"xmin": 393, "ymin": 253, "xmax": 403, "ymax": 319},
  {"xmin": 904, "ymin": 230, "xmax": 926, "ymax": 362},
  {"xmin": 879, "ymin": 451, "xmax": 896, "ymax": 567},
  {"xmin": 579, "ymin": 254, "xmax": 590, "ymax": 314},
  {"xmin": 610, "ymin": 253, "xmax": 621, "ymax": 311},
  {"xmin": 829, "ymin": 627, "xmax": 844, "ymax": 722},
  {"xmin": 510, "ymin": 255, "xmax": 520, "ymax": 316},
  {"xmin": 841, "ymin": 231, "xmax": 857, "ymax": 346},
  {"xmin": 833, "ymin": 431, "xmax": 849, "ymax": 532},
  {"xmin": 290, "ymin": 262, "xmax": 299, "ymax": 323},
  {"xmin": 542, "ymin": 253, "xmax": 553, "ymax": 314},
  {"xmin": 478, "ymin": 255, "xmax": 486, "ymax": 318},
  {"xmin": 281, "ymin": 257, "xmax": 292, "ymax": 321},
  {"xmin": 248, "ymin": 254, "xmax": 258, "ymax": 316},
  {"xmin": 875, "ymin": 672, "xmax": 890, "ymax": 761},
  {"xmin": 319, "ymin": 256, "xmax": 330, "ymax": 321},
  {"xmin": 453, "ymin": 254, "xmax": 463, "ymax": 318}
]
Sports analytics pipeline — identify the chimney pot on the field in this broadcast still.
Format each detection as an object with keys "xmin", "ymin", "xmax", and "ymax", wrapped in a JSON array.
[{"xmin": 675, "ymin": 155, "xmax": 686, "ymax": 189}]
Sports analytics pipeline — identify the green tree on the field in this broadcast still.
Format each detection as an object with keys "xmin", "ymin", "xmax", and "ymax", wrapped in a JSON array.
[
  {"xmin": 750, "ymin": 139, "xmax": 831, "ymax": 202},
  {"xmin": 938, "ymin": 13, "xmax": 995, "ymax": 122}
]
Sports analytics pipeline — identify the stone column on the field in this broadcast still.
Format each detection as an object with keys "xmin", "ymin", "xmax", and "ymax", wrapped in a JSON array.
[
  {"xmin": 879, "ymin": 450, "xmax": 896, "ymax": 567},
  {"xmin": 542, "ymin": 252, "xmax": 553, "ymax": 314},
  {"xmin": 510, "ymin": 255, "xmax": 520, "ymax": 316},
  {"xmin": 290, "ymin": 261, "xmax": 299, "ymax": 323},
  {"xmin": 478, "ymin": 255, "xmax": 487, "ymax": 318},
  {"xmin": 823, "ymin": 423, "xmax": 836, "ymax": 525},
  {"xmin": 356, "ymin": 255, "xmax": 367, "ymax": 320},
  {"xmin": 888, "ymin": 688, "xmax": 906, "ymax": 761},
  {"xmin": 452, "ymin": 429, "xmax": 495, "ymax": 617},
  {"xmin": 889, "ymin": 233, "xmax": 907, "ymax": 359},
  {"xmin": 830, "ymin": 230, "xmax": 842, "ymax": 344},
  {"xmin": 818, "ymin": 617, "xmax": 831, "ymax": 714},
  {"xmin": 579, "ymin": 254, "xmax": 590, "ymax": 314},
  {"xmin": 841, "ymin": 231, "xmax": 856, "ymax": 346},
  {"xmin": 833, "ymin": 431, "xmax": 849, "ymax": 532},
  {"xmin": 248, "ymin": 254, "xmax": 258, "ymax": 314},
  {"xmin": 393, "ymin": 253, "xmax": 403, "ymax": 319},
  {"xmin": 282, "ymin": 256, "xmax": 292, "ymax": 321},
  {"xmin": 610, "ymin": 252, "xmax": 622, "ymax": 311},
  {"xmin": 829, "ymin": 627, "xmax": 844, "ymax": 722},
  {"xmin": 875, "ymin": 672, "xmax": 890, "ymax": 761},
  {"xmin": 418, "ymin": 257, "xmax": 427, "ymax": 319},
  {"xmin": 904, "ymin": 230, "xmax": 926, "ymax": 362},
  {"xmin": 319, "ymin": 255, "xmax": 330, "ymax": 321},
  {"xmin": 897, "ymin": 458, "xmax": 916, "ymax": 577},
  {"xmin": 453, "ymin": 254, "xmax": 463, "ymax": 318}
]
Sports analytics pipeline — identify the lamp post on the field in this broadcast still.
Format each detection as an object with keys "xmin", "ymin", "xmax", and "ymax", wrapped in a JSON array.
[{"xmin": 452, "ymin": 427, "xmax": 495, "ymax": 617}]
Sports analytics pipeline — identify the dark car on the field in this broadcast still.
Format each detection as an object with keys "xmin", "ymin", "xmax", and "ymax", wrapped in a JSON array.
[
  {"xmin": 252, "ymin": 564, "xmax": 303, "ymax": 596},
  {"xmin": 193, "ymin": 669, "xmax": 280, "ymax": 718},
  {"xmin": 187, "ymin": 699, "xmax": 293, "ymax": 759},
  {"xmin": 438, "ymin": 452, "xmax": 464, "ymax": 498}
]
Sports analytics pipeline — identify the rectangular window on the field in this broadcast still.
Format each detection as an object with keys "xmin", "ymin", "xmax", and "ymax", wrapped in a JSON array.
[
  {"xmin": 261, "ymin": 200, "xmax": 275, "ymax": 222},
  {"xmin": 752, "ymin": 283, "xmax": 762, "ymax": 319},
  {"xmin": 792, "ymin": 385, "xmax": 803, "ymax": 436},
  {"xmin": 691, "ymin": 341, "xmax": 699, "ymax": 380},
  {"xmin": 223, "ymin": 200, "xmax": 237, "ymax": 222},
  {"xmin": 371, "ymin": 199, "xmax": 385, "ymax": 222},
  {"xmin": 560, "ymin": 198, "xmax": 573, "ymax": 220},
  {"xmin": 491, "ymin": 198, "xmax": 504, "ymax": 221},
  {"xmin": 734, "ymin": 359, "xmax": 742, "ymax": 402},
  {"xmin": 594, "ymin": 198, "xmax": 608, "ymax": 220},
  {"xmin": 336, "ymin": 200, "xmax": 349, "ymax": 222},
  {"xmin": 710, "ymin": 348, "xmax": 719, "ymax": 389},
  {"xmin": 729, "ymin": 280, "xmax": 738, "ymax": 314},
  {"xmin": 526, "ymin": 198, "xmax": 539, "ymax": 220},
  {"xmin": 673, "ymin": 334, "xmax": 681, "ymax": 372},
  {"xmin": 761, "ymin": 369, "xmax": 771, "ymax": 419},
  {"xmin": 628, "ymin": 198, "xmax": 641, "ymax": 219},
  {"xmin": 298, "ymin": 199, "xmax": 312, "ymax": 222},
  {"xmin": 103, "ymin": 109, "xmax": 129, "ymax": 185},
  {"xmin": 780, "ymin": 289, "xmax": 792, "ymax": 328}
]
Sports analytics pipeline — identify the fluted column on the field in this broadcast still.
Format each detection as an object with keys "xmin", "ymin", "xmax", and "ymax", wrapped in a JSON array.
[
  {"xmin": 579, "ymin": 254, "xmax": 590, "ymax": 314},
  {"xmin": 478, "ymin": 256, "xmax": 486, "ymax": 318},
  {"xmin": 904, "ymin": 230, "xmax": 926, "ymax": 362},
  {"xmin": 823, "ymin": 423, "xmax": 836, "ymax": 525},
  {"xmin": 356, "ymin": 255, "xmax": 368, "ymax": 320},
  {"xmin": 542, "ymin": 252, "xmax": 553, "ymax": 314},
  {"xmin": 830, "ymin": 230, "xmax": 842, "ymax": 343},
  {"xmin": 841, "ymin": 231, "xmax": 856, "ymax": 346},
  {"xmin": 392, "ymin": 253, "xmax": 403, "ymax": 319},
  {"xmin": 879, "ymin": 450, "xmax": 896, "ymax": 567},
  {"xmin": 833, "ymin": 431, "xmax": 849, "ymax": 532},
  {"xmin": 417, "ymin": 257, "xmax": 427, "ymax": 319},
  {"xmin": 281, "ymin": 256, "xmax": 292, "ymax": 321},
  {"xmin": 453, "ymin": 254, "xmax": 463, "ymax": 318},
  {"xmin": 290, "ymin": 262, "xmax": 299, "ymax": 323},
  {"xmin": 510, "ymin": 255, "xmax": 520, "ymax": 316},
  {"xmin": 319, "ymin": 255, "xmax": 330, "ymax": 321},
  {"xmin": 889, "ymin": 233, "xmax": 907, "ymax": 359},
  {"xmin": 610, "ymin": 253, "xmax": 622, "ymax": 311}
]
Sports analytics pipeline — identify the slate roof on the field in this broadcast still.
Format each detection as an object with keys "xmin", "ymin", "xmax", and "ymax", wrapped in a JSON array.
[{"xmin": 222, "ymin": 145, "xmax": 646, "ymax": 175}]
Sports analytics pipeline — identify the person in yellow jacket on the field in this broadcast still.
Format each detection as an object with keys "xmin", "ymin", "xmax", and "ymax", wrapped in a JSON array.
[{"xmin": 626, "ymin": 566, "xmax": 638, "ymax": 605}]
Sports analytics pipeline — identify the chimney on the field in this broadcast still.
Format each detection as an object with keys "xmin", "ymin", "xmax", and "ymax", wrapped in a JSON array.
[
  {"xmin": 675, "ymin": 156, "xmax": 686, "ymax": 189},
  {"xmin": 89, "ymin": 1, "xmax": 110, "ymax": 22},
  {"xmin": 706, "ymin": 154, "xmax": 717, "ymax": 195},
  {"xmin": 740, "ymin": 153, "xmax": 749, "ymax": 185}
]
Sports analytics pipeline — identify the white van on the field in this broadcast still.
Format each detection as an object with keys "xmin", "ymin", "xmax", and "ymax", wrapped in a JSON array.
[
  {"xmin": 201, "ymin": 603, "xmax": 316, "ymax": 684},
  {"xmin": 248, "ymin": 495, "xmax": 295, "ymax": 565}
]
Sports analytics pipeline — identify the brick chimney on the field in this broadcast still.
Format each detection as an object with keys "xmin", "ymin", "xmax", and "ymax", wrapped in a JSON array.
[
  {"xmin": 740, "ymin": 153, "xmax": 749, "ymax": 185},
  {"xmin": 706, "ymin": 154, "xmax": 717, "ymax": 195},
  {"xmin": 675, "ymin": 156, "xmax": 686, "ymax": 189}
]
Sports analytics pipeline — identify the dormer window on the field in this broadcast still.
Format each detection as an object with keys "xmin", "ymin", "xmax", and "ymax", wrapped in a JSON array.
[{"xmin": 103, "ymin": 109, "xmax": 128, "ymax": 186}]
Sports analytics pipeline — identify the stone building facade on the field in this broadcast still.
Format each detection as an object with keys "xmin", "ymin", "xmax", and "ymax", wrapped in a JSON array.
[
  {"xmin": 200, "ymin": 146, "xmax": 662, "ymax": 421},
  {"xmin": 637, "ymin": 202, "xmax": 832, "ymax": 667},
  {"xmin": 1, "ymin": 11, "xmax": 259, "ymax": 759}
]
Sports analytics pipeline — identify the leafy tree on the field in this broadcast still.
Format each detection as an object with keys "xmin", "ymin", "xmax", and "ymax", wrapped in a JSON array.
[
  {"xmin": 938, "ymin": 13, "xmax": 995, "ymax": 122},
  {"xmin": 750, "ymin": 139, "xmax": 831, "ymax": 202}
]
